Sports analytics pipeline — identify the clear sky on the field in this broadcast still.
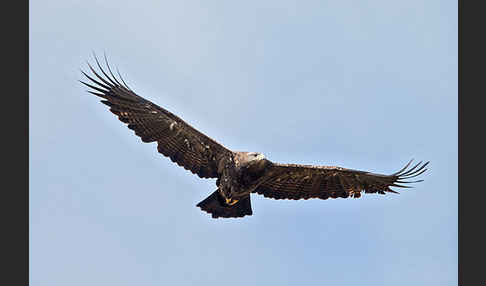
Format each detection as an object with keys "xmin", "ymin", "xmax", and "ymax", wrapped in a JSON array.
[{"xmin": 30, "ymin": 1, "xmax": 457, "ymax": 285}]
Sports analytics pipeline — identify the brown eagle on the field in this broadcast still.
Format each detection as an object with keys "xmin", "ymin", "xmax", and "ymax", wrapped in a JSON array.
[{"xmin": 80, "ymin": 56, "xmax": 429, "ymax": 219}]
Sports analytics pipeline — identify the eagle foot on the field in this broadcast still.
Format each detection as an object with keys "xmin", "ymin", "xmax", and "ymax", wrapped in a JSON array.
[{"xmin": 225, "ymin": 197, "xmax": 239, "ymax": 206}]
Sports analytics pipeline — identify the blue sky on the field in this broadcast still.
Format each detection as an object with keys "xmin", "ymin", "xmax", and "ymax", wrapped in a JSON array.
[{"xmin": 30, "ymin": 1, "xmax": 457, "ymax": 285}]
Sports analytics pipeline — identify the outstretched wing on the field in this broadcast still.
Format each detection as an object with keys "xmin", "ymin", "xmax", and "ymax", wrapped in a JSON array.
[
  {"xmin": 254, "ymin": 160, "xmax": 429, "ymax": 200},
  {"xmin": 80, "ymin": 55, "xmax": 232, "ymax": 178}
]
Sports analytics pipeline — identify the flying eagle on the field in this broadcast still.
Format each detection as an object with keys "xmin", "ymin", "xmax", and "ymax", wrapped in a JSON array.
[{"xmin": 80, "ymin": 56, "xmax": 429, "ymax": 219}]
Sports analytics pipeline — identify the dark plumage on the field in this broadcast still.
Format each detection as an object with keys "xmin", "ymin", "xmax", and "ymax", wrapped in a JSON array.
[{"xmin": 80, "ymin": 55, "xmax": 429, "ymax": 219}]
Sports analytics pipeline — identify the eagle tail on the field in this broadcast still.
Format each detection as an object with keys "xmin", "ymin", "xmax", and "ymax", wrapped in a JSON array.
[{"xmin": 196, "ymin": 190, "xmax": 252, "ymax": 219}]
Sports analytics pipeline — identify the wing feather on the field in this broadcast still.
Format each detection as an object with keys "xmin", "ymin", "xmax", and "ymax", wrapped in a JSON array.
[
  {"xmin": 80, "ymin": 55, "xmax": 232, "ymax": 178},
  {"xmin": 254, "ymin": 160, "xmax": 429, "ymax": 200}
]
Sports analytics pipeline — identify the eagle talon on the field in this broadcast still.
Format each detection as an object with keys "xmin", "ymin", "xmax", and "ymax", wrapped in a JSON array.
[{"xmin": 225, "ymin": 198, "xmax": 239, "ymax": 206}]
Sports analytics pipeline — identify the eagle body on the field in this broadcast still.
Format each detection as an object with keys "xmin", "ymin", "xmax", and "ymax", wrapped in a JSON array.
[
  {"xmin": 195, "ymin": 152, "xmax": 271, "ymax": 218},
  {"xmin": 80, "ymin": 55, "xmax": 429, "ymax": 219},
  {"xmin": 218, "ymin": 152, "xmax": 271, "ymax": 202}
]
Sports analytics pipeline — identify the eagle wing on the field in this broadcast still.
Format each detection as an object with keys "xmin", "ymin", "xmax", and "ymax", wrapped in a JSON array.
[
  {"xmin": 254, "ymin": 160, "xmax": 429, "ymax": 200},
  {"xmin": 80, "ymin": 56, "xmax": 232, "ymax": 178}
]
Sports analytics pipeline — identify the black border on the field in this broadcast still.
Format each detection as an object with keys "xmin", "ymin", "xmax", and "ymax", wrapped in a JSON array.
[
  {"xmin": 459, "ymin": 1, "xmax": 482, "ymax": 285},
  {"xmin": 458, "ymin": 0, "xmax": 462, "ymax": 283},
  {"xmin": 4, "ymin": 0, "xmax": 28, "ymax": 284}
]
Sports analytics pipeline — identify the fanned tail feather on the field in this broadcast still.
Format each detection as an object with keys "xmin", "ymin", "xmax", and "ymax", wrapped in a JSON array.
[{"xmin": 197, "ymin": 190, "xmax": 253, "ymax": 219}]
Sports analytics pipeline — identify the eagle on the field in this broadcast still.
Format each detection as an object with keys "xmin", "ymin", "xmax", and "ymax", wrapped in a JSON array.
[{"xmin": 80, "ymin": 55, "xmax": 429, "ymax": 219}]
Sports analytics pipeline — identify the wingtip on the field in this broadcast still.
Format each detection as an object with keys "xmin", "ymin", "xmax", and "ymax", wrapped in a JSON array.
[
  {"xmin": 388, "ymin": 159, "xmax": 429, "ymax": 191},
  {"xmin": 81, "ymin": 52, "xmax": 135, "ymax": 98}
]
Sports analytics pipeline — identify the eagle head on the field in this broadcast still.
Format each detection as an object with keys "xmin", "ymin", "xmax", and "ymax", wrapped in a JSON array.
[
  {"xmin": 235, "ymin": 152, "xmax": 270, "ymax": 174},
  {"xmin": 248, "ymin": 152, "xmax": 266, "ymax": 161}
]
